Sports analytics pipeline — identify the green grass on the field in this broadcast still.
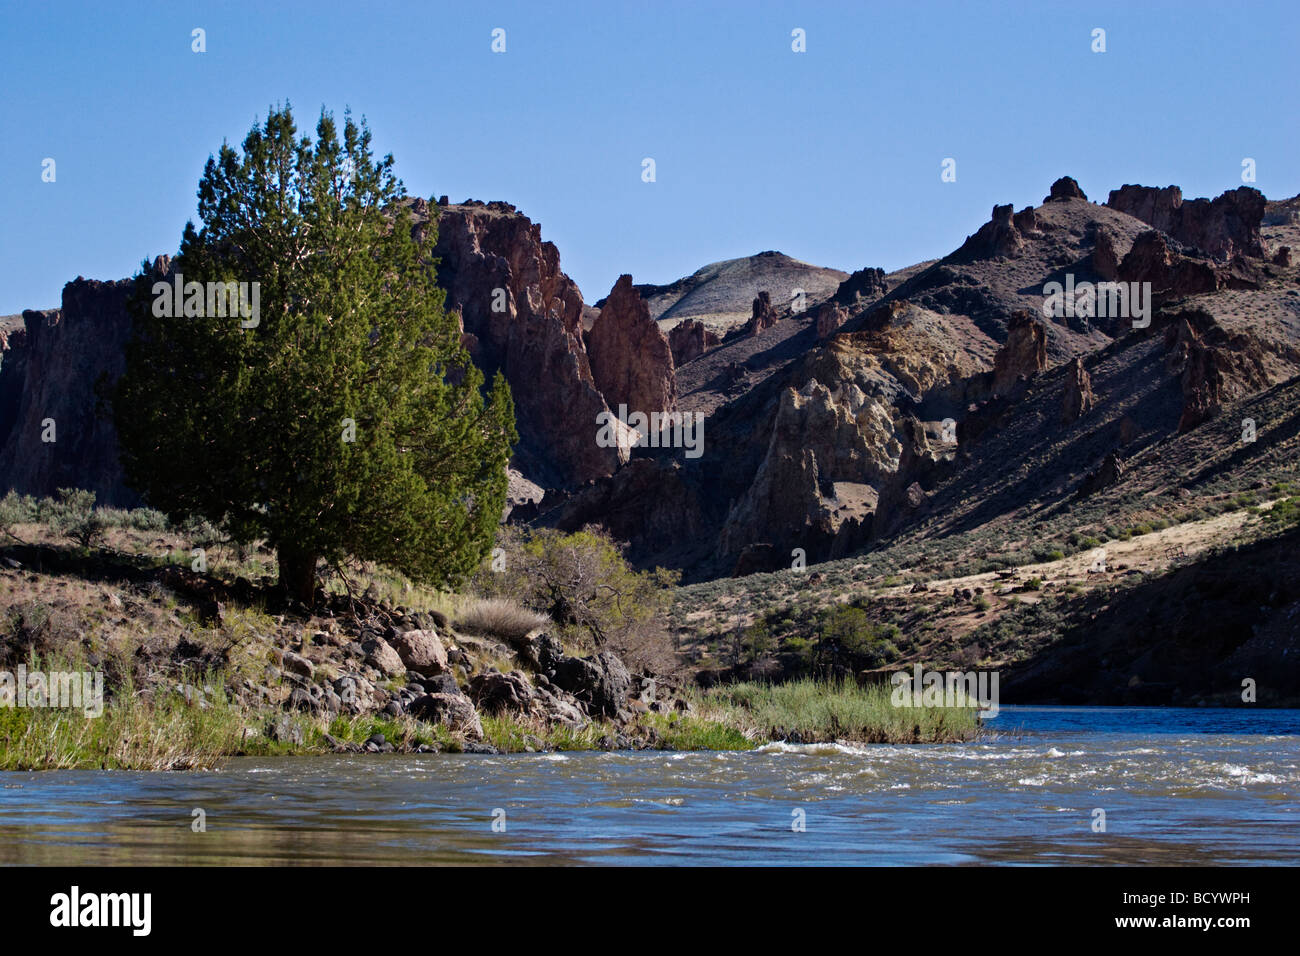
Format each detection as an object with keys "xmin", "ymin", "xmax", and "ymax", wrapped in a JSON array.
[
  {"xmin": 691, "ymin": 677, "xmax": 980, "ymax": 744},
  {"xmin": 0, "ymin": 680, "xmax": 252, "ymax": 770}
]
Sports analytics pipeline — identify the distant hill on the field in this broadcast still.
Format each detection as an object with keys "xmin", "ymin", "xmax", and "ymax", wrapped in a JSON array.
[{"xmin": 597, "ymin": 251, "xmax": 848, "ymax": 334}]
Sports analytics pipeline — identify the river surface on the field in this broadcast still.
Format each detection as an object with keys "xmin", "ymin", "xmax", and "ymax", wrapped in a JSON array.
[{"xmin": 1, "ymin": 707, "xmax": 1296, "ymax": 865}]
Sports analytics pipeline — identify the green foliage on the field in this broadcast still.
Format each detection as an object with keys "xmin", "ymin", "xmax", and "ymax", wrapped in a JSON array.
[
  {"xmin": 695, "ymin": 678, "xmax": 979, "ymax": 744},
  {"xmin": 814, "ymin": 604, "xmax": 901, "ymax": 669},
  {"xmin": 740, "ymin": 620, "xmax": 775, "ymax": 663},
  {"xmin": 1262, "ymin": 496, "xmax": 1300, "ymax": 531},
  {"xmin": 114, "ymin": 104, "xmax": 516, "ymax": 600},
  {"xmin": 0, "ymin": 491, "xmax": 37, "ymax": 539},
  {"xmin": 50, "ymin": 488, "xmax": 107, "ymax": 549},
  {"xmin": 474, "ymin": 525, "xmax": 680, "ymax": 668}
]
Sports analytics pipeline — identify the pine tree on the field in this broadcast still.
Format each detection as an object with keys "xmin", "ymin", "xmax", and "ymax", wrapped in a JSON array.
[{"xmin": 114, "ymin": 105, "xmax": 516, "ymax": 604}]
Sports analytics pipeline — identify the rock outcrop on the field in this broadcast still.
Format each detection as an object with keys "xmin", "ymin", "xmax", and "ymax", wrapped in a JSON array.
[
  {"xmin": 950, "ymin": 204, "xmax": 1039, "ymax": 261},
  {"xmin": 717, "ymin": 379, "xmax": 900, "ymax": 569},
  {"xmin": 588, "ymin": 275, "xmax": 678, "ymax": 415},
  {"xmin": 1106, "ymin": 185, "xmax": 1267, "ymax": 259},
  {"xmin": 744, "ymin": 290, "xmax": 779, "ymax": 336},
  {"xmin": 667, "ymin": 318, "xmax": 720, "ymax": 365},
  {"xmin": 426, "ymin": 199, "xmax": 623, "ymax": 487},
  {"xmin": 991, "ymin": 310, "xmax": 1048, "ymax": 394},
  {"xmin": 0, "ymin": 278, "xmax": 141, "ymax": 506},
  {"xmin": 814, "ymin": 303, "xmax": 850, "ymax": 340},
  {"xmin": 1163, "ymin": 311, "xmax": 1270, "ymax": 431},
  {"xmin": 1117, "ymin": 231, "xmax": 1222, "ymax": 298},
  {"xmin": 1091, "ymin": 228, "xmax": 1121, "ymax": 281},
  {"xmin": 1077, "ymin": 451, "xmax": 1125, "ymax": 497},
  {"xmin": 831, "ymin": 267, "xmax": 888, "ymax": 305},
  {"xmin": 1045, "ymin": 176, "xmax": 1087, "ymax": 202},
  {"xmin": 1062, "ymin": 357, "xmax": 1096, "ymax": 423}
]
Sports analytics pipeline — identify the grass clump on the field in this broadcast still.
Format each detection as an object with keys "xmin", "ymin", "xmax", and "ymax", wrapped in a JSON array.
[
  {"xmin": 692, "ymin": 677, "xmax": 980, "ymax": 744},
  {"xmin": 454, "ymin": 597, "xmax": 548, "ymax": 642}
]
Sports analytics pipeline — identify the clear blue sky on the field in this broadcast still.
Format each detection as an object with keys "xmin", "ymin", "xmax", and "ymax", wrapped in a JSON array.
[{"xmin": 2, "ymin": 0, "xmax": 1297, "ymax": 314}]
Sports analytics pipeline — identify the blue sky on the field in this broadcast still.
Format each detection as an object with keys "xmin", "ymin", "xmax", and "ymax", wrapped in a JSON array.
[{"xmin": 2, "ymin": 0, "xmax": 1297, "ymax": 314}]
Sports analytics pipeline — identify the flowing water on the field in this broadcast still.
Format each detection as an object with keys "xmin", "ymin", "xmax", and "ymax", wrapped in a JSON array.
[{"xmin": 1, "ymin": 707, "xmax": 1296, "ymax": 865}]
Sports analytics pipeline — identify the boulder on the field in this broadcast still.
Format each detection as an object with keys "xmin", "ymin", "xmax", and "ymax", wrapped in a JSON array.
[
  {"xmin": 389, "ymin": 628, "xmax": 448, "ymax": 676},
  {"xmin": 331, "ymin": 675, "xmax": 377, "ymax": 713},
  {"xmin": 551, "ymin": 651, "xmax": 631, "ymax": 718},
  {"xmin": 360, "ymin": 637, "xmax": 405, "ymax": 679},
  {"xmin": 419, "ymin": 673, "xmax": 463, "ymax": 697},
  {"xmin": 280, "ymin": 651, "xmax": 315, "ymax": 680},
  {"xmin": 409, "ymin": 692, "xmax": 484, "ymax": 740},
  {"xmin": 468, "ymin": 671, "xmax": 535, "ymax": 715}
]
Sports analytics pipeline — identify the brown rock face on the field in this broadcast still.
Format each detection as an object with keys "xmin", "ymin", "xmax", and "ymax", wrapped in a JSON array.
[
  {"xmin": 717, "ymin": 379, "xmax": 901, "ymax": 568},
  {"xmin": 1092, "ymin": 228, "xmax": 1121, "ymax": 281},
  {"xmin": 0, "ymin": 278, "xmax": 140, "ymax": 505},
  {"xmin": 951, "ymin": 204, "xmax": 1039, "ymax": 261},
  {"xmin": 588, "ymin": 275, "xmax": 677, "ymax": 416},
  {"xmin": 831, "ymin": 267, "xmax": 888, "ymax": 305},
  {"xmin": 1163, "ymin": 311, "xmax": 1270, "ymax": 431},
  {"xmin": 667, "ymin": 319, "xmax": 721, "ymax": 365},
  {"xmin": 1062, "ymin": 357, "xmax": 1096, "ymax": 423},
  {"xmin": 1117, "ymin": 231, "xmax": 1221, "ymax": 297},
  {"xmin": 1106, "ymin": 185, "xmax": 1267, "ymax": 259},
  {"xmin": 1045, "ymin": 176, "xmax": 1087, "ymax": 202},
  {"xmin": 814, "ymin": 303, "xmax": 849, "ymax": 340},
  {"xmin": 744, "ymin": 290, "xmax": 779, "ymax": 336},
  {"xmin": 991, "ymin": 310, "xmax": 1048, "ymax": 395},
  {"xmin": 429, "ymin": 200, "xmax": 622, "ymax": 487}
]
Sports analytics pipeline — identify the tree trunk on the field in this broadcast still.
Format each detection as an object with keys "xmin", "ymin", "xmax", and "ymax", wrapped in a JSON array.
[{"xmin": 277, "ymin": 545, "xmax": 319, "ymax": 606}]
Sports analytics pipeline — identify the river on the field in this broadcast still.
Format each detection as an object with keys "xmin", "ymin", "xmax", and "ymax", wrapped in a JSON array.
[{"xmin": 1, "ymin": 706, "xmax": 1296, "ymax": 865}]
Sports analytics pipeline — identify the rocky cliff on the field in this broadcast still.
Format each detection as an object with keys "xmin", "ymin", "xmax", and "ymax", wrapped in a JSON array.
[
  {"xmin": 1106, "ymin": 184, "xmax": 1267, "ymax": 259},
  {"xmin": 587, "ymin": 275, "xmax": 678, "ymax": 416},
  {"xmin": 0, "ymin": 280, "xmax": 138, "ymax": 505},
  {"xmin": 422, "ymin": 199, "xmax": 624, "ymax": 488}
]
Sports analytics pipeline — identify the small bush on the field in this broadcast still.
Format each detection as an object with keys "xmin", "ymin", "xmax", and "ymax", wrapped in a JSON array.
[
  {"xmin": 51, "ymin": 488, "xmax": 107, "ymax": 549},
  {"xmin": 473, "ymin": 525, "xmax": 681, "ymax": 671},
  {"xmin": 454, "ymin": 597, "xmax": 548, "ymax": 642}
]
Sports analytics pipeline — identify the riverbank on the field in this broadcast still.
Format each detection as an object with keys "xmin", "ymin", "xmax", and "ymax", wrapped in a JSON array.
[
  {"xmin": 0, "ymin": 675, "xmax": 980, "ymax": 771},
  {"xmin": 0, "ymin": 502, "xmax": 982, "ymax": 770}
]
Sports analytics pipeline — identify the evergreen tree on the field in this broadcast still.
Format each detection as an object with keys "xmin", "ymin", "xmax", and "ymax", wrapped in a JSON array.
[{"xmin": 114, "ymin": 104, "xmax": 516, "ymax": 603}]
